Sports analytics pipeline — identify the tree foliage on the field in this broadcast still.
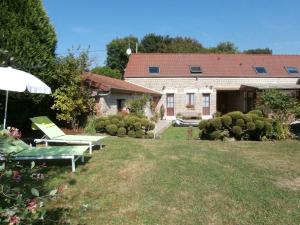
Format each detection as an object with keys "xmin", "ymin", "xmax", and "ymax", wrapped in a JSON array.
[
  {"xmin": 257, "ymin": 89, "xmax": 300, "ymax": 122},
  {"xmin": 208, "ymin": 42, "xmax": 239, "ymax": 54},
  {"xmin": 0, "ymin": 0, "xmax": 57, "ymax": 84},
  {"xmin": 244, "ymin": 48, "xmax": 272, "ymax": 54},
  {"xmin": 106, "ymin": 36, "xmax": 138, "ymax": 72},
  {"xmin": 91, "ymin": 66, "xmax": 122, "ymax": 79},
  {"xmin": 51, "ymin": 50, "xmax": 95, "ymax": 128}
]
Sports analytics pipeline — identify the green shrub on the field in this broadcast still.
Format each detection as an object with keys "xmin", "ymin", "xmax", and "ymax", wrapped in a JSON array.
[
  {"xmin": 128, "ymin": 130, "xmax": 136, "ymax": 138},
  {"xmin": 247, "ymin": 113, "xmax": 260, "ymax": 122},
  {"xmin": 199, "ymin": 120, "xmax": 209, "ymax": 130},
  {"xmin": 118, "ymin": 120, "xmax": 125, "ymax": 128},
  {"xmin": 135, "ymin": 129, "xmax": 144, "ymax": 138},
  {"xmin": 255, "ymin": 120, "xmax": 264, "ymax": 130},
  {"xmin": 145, "ymin": 132, "xmax": 154, "ymax": 139},
  {"xmin": 117, "ymin": 127, "xmax": 126, "ymax": 137},
  {"xmin": 105, "ymin": 124, "xmax": 118, "ymax": 136},
  {"xmin": 236, "ymin": 119, "xmax": 245, "ymax": 127},
  {"xmin": 210, "ymin": 118, "xmax": 222, "ymax": 130},
  {"xmin": 243, "ymin": 114, "xmax": 253, "ymax": 123},
  {"xmin": 226, "ymin": 111, "xmax": 244, "ymax": 120},
  {"xmin": 232, "ymin": 125, "xmax": 243, "ymax": 137},
  {"xmin": 246, "ymin": 122, "xmax": 256, "ymax": 131},
  {"xmin": 209, "ymin": 130, "xmax": 222, "ymax": 140},
  {"xmin": 264, "ymin": 122, "xmax": 272, "ymax": 133},
  {"xmin": 124, "ymin": 116, "xmax": 136, "ymax": 129},
  {"xmin": 141, "ymin": 118, "xmax": 149, "ymax": 127},
  {"xmin": 84, "ymin": 116, "xmax": 97, "ymax": 134},
  {"xmin": 214, "ymin": 111, "xmax": 222, "ymax": 117},
  {"xmin": 221, "ymin": 115, "xmax": 232, "ymax": 127},
  {"xmin": 248, "ymin": 109, "xmax": 264, "ymax": 117},
  {"xmin": 95, "ymin": 119, "xmax": 110, "ymax": 132},
  {"xmin": 145, "ymin": 122, "xmax": 155, "ymax": 131},
  {"xmin": 111, "ymin": 118, "xmax": 119, "ymax": 125},
  {"xmin": 134, "ymin": 122, "xmax": 142, "ymax": 130}
]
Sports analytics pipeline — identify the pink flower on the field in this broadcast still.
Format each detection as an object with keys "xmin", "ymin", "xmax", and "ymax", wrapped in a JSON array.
[
  {"xmin": 9, "ymin": 215, "xmax": 20, "ymax": 225},
  {"xmin": 27, "ymin": 200, "xmax": 37, "ymax": 213}
]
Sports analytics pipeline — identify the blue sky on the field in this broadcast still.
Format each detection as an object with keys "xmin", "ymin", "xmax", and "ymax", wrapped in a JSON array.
[{"xmin": 43, "ymin": 0, "xmax": 300, "ymax": 66}]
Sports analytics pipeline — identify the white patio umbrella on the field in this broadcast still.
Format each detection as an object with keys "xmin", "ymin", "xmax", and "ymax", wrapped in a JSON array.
[{"xmin": 0, "ymin": 67, "xmax": 52, "ymax": 128}]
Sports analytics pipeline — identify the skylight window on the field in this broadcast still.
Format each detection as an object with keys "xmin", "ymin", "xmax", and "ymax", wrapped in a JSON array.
[
  {"xmin": 286, "ymin": 66, "xmax": 299, "ymax": 74},
  {"xmin": 148, "ymin": 66, "xmax": 160, "ymax": 74},
  {"xmin": 190, "ymin": 66, "xmax": 202, "ymax": 74},
  {"xmin": 254, "ymin": 66, "xmax": 267, "ymax": 74}
]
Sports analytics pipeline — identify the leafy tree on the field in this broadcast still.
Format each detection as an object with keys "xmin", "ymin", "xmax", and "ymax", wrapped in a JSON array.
[
  {"xmin": 0, "ymin": 0, "xmax": 56, "ymax": 130},
  {"xmin": 51, "ymin": 50, "xmax": 95, "ymax": 128},
  {"xmin": 139, "ymin": 33, "xmax": 171, "ymax": 53},
  {"xmin": 208, "ymin": 42, "xmax": 239, "ymax": 54},
  {"xmin": 243, "ymin": 48, "xmax": 272, "ymax": 54},
  {"xmin": 139, "ymin": 33, "xmax": 205, "ymax": 53},
  {"xmin": 257, "ymin": 89, "xmax": 300, "ymax": 122},
  {"xmin": 91, "ymin": 66, "xmax": 122, "ymax": 79},
  {"xmin": 0, "ymin": 0, "xmax": 56, "ymax": 84},
  {"xmin": 106, "ymin": 36, "xmax": 138, "ymax": 72},
  {"xmin": 167, "ymin": 37, "xmax": 206, "ymax": 53}
]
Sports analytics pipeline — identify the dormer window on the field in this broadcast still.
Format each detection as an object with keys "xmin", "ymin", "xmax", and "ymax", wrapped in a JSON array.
[
  {"xmin": 286, "ymin": 66, "xmax": 299, "ymax": 74},
  {"xmin": 148, "ymin": 66, "xmax": 160, "ymax": 74},
  {"xmin": 190, "ymin": 66, "xmax": 202, "ymax": 74},
  {"xmin": 254, "ymin": 66, "xmax": 267, "ymax": 74}
]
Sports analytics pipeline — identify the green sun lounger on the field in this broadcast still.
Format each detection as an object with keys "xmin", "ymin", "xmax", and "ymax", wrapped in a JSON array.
[
  {"xmin": 0, "ymin": 138, "xmax": 89, "ymax": 172},
  {"xmin": 30, "ymin": 116, "xmax": 106, "ymax": 154}
]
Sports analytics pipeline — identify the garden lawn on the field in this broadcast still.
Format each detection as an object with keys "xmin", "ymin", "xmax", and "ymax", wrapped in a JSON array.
[{"xmin": 45, "ymin": 127, "xmax": 300, "ymax": 225}]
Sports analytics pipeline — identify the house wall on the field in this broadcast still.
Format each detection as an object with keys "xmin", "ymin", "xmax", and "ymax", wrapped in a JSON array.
[
  {"xmin": 125, "ymin": 77, "xmax": 299, "ymax": 119},
  {"xmin": 95, "ymin": 93, "xmax": 152, "ymax": 117}
]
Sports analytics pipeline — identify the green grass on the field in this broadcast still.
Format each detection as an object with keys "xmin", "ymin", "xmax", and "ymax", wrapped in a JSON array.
[{"xmin": 45, "ymin": 127, "xmax": 300, "ymax": 225}]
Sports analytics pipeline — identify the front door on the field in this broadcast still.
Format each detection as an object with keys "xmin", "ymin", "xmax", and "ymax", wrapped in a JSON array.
[
  {"xmin": 117, "ymin": 99, "xmax": 125, "ymax": 112},
  {"xmin": 202, "ymin": 94, "xmax": 210, "ymax": 115},
  {"xmin": 166, "ymin": 94, "xmax": 175, "ymax": 116}
]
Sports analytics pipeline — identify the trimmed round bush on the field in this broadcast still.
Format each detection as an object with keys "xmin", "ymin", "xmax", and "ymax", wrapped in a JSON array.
[
  {"xmin": 221, "ymin": 115, "xmax": 232, "ymax": 127},
  {"xmin": 105, "ymin": 124, "xmax": 118, "ymax": 136},
  {"xmin": 255, "ymin": 120, "xmax": 264, "ymax": 130},
  {"xmin": 243, "ymin": 114, "xmax": 253, "ymax": 123},
  {"xmin": 145, "ymin": 122, "xmax": 155, "ymax": 131},
  {"xmin": 210, "ymin": 118, "xmax": 222, "ymax": 130},
  {"xmin": 246, "ymin": 122, "xmax": 256, "ymax": 131},
  {"xmin": 118, "ymin": 121, "xmax": 125, "ymax": 128},
  {"xmin": 214, "ymin": 111, "xmax": 222, "ymax": 117},
  {"xmin": 248, "ymin": 109, "xmax": 264, "ymax": 117},
  {"xmin": 247, "ymin": 113, "xmax": 260, "ymax": 122},
  {"xmin": 117, "ymin": 127, "xmax": 126, "ymax": 137},
  {"xmin": 128, "ymin": 130, "xmax": 136, "ymax": 138},
  {"xmin": 111, "ymin": 118, "xmax": 119, "ymax": 125},
  {"xmin": 236, "ymin": 119, "xmax": 245, "ymax": 127},
  {"xmin": 134, "ymin": 122, "xmax": 142, "ymax": 130},
  {"xmin": 145, "ymin": 132, "xmax": 154, "ymax": 139},
  {"xmin": 209, "ymin": 130, "xmax": 222, "ymax": 140},
  {"xmin": 226, "ymin": 111, "xmax": 244, "ymax": 120},
  {"xmin": 135, "ymin": 130, "xmax": 144, "ymax": 138},
  {"xmin": 95, "ymin": 119, "xmax": 110, "ymax": 132},
  {"xmin": 232, "ymin": 125, "xmax": 243, "ymax": 136},
  {"xmin": 199, "ymin": 120, "xmax": 209, "ymax": 130},
  {"xmin": 264, "ymin": 121, "xmax": 272, "ymax": 133},
  {"xmin": 124, "ymin": 116, "xmax": 136, "ymax": 129},
  {"xmin": 141, "ymin": 118, "xmax": 149, "ymax": 127}
]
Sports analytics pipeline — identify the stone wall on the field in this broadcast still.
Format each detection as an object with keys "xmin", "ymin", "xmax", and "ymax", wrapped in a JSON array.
[{"xmin": 126, "ymin": 77, "xmax": 299, "ymax": 119}]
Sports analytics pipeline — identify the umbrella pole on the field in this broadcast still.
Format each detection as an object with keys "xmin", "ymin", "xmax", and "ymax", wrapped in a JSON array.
[{"xmin": 3, "ymin": 90, "xmax": 8, "ymax": 129}]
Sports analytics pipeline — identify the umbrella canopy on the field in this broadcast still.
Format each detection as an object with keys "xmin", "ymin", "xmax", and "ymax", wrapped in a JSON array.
[{"xmin": 0, "ymin": 67, "xmax": 52, "ymax": 128}]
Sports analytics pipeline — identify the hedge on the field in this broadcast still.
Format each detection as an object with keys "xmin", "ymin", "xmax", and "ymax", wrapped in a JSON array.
[
  {"xmin": 85, "ymin": 114, "xmax": 155, "ymax": 139},
  {"xmin": 199, "ymin": 110, "xmax": 290, "ymax": 141}
]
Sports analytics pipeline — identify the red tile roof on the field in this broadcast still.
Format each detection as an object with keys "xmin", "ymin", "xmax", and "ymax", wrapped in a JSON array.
[
  {"xmin": 83, "ymin": 72, "xmax": 161, "ymax": 96},
  {"xmin": 124, "ymin": 53, "xmax": 300, "ymax": 78}
]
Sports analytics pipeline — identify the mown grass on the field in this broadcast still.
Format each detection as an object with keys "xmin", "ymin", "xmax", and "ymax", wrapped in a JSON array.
[{"xmin": 45, "ymin": 127, "xmax": 300, "ymax": 225}]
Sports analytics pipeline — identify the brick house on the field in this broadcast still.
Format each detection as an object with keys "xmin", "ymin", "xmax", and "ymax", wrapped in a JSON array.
[{"xmin": 124, "ymin": 53, "xmax": 300, "ymax": 120}]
